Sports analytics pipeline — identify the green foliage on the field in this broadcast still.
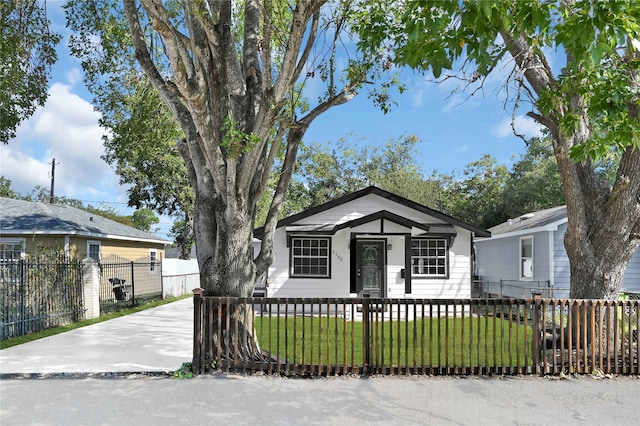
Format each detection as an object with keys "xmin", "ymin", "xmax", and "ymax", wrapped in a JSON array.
[
  {"xmin": 66, "ymin": 1, "xmax": 193, "ymax": 219},
  {"xmin": 285, "ymin": 134, "xmax": 568, "ymax": 229},
  {"xmin": 221, "ymin": 116, "xmax": 261, "ymax": 158},
  {"xmin": 131, "ymin": 208, "xmax": 160, "ymax": 232},
  {"xmin": 24, "ymin": 185, "xmax": 84, "ymax": 208},
  {"xmin": 292, "ymin": 134, "xmax": 438, "ymax": 210},
  {"xmin": 84, "ymin": 204, "xmax": 135, "ymax": 228},
  {"xmin": 355, "ymin": 0, "xmax": 640, "ymax": 162},
  {"xmin": 168, "ymin": 217, "xmax": 195, "ymax": 260},
  {"xmin": 173, "ymin": 362, "xmax": 194, "ymax": 379},
  {"xmin": 446, "ymin": 154, "xmax": 511, "ymax": 229},
  {"xmin": 0, "ymin": 177, "xmax": 18, "ymax": 198},
  {"xmin": 0, "ymin": 1, "xmax": 61, "ymax": 143}
]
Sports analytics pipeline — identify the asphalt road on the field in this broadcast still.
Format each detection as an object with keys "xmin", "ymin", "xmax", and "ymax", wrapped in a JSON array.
[{"xmin": 1, "ymin": 373, "xmax": 639, "ymax": 425}]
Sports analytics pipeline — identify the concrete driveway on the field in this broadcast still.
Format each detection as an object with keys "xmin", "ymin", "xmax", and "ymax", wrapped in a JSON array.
[{"xmin": 0, "ymin": 297, "xmax": 193, "ymax": 375}]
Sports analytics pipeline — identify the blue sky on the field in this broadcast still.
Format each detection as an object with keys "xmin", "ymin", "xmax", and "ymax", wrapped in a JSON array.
[{"xmin": 1, "ymin": 3, "xmax": 543, "ymax": 238}]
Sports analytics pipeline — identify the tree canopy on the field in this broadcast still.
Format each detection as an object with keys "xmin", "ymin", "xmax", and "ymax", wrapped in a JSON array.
[
  {"xmin": 355, "ymin": 0, "xmax": 640, "ymax": 299},
  {"xmin": 65, "ymin": 0, "xmax": 397, "ymax": 310},
  {"xmin": 0, "ymin": 0, "xmax": 60, "ymax": 143}
]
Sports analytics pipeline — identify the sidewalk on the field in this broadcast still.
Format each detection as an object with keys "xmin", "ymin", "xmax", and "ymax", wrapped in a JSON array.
[
  {"xmin": 0, "ymin": 297, "xmax": 193, "ymax": 375},
  {"xmin": 2, "ymin": 374, "xmax": 639, "ymax": 425}
]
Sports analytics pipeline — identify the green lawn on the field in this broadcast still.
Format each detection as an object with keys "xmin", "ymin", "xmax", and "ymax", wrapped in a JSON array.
[{"xmin": 254, "ymin": 314, "xmax": 533, "ymax": 368}]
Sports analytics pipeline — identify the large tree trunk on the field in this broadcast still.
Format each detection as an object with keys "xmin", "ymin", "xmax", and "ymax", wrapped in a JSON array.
[
  {"xmin": 500, "ymin": 30, "xmax": 640, "ymax": 301},
  {"xmin": 556, "ymin": 131, "xmax": 640, "ymax": 300},
  {"xmin": 123, "ymin": 0, "xmax": 374, "ymax": 365}
]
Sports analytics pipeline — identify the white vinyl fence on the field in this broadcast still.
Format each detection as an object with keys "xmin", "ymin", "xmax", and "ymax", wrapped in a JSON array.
[{"xmin": 162, "ymin": 258, "xmax": 199, "ymax": 298}]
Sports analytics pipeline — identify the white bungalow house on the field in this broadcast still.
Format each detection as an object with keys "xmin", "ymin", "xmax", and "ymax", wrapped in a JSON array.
[
  {"xmin": 475, "ymin": 205, "xmax": 640, "ymax": 298},
  {"xmin": 253, "ymin": 186, "xmax": 490, "ymax": 299}
]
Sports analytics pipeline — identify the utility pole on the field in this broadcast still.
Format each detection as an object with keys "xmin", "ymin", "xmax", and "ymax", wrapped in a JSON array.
[{"xmin": 49, "ymin": 158, "xmax": 56, "ymax": 204}]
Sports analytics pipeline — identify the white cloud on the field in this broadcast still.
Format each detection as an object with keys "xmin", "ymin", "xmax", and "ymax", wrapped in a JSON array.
[
  {"xmin": 2, "ymin": 82, "xmax": 126, "ymax": 205},
  {"xmin": 65, "ymin": 68, "xmax": 83, "ymax": 86},
  {"xmin": 491, "ymin": 115, "xmax": 544, "ymax": 140}
]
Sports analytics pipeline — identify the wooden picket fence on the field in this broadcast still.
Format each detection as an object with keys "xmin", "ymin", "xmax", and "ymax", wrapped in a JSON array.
[{"xmin": 192, "ymin": 292, "xmax": 639, "ymax": 376}]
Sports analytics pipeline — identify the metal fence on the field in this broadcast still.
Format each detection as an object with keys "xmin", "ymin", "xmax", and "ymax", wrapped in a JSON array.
[
  {"xmin": 0, "ymin": 259, "xmax": 84, "ymax": 339},
  {"xmin": 482, "ymin": 280, "xmax": 570, "ymax": 299},
  {"xmin": 99, "ymin": 256, "xmax": 163, "ymax": 313},
  {"xmin": 192, "ymin": 295, "xmax": 639, "ymax": 377}
]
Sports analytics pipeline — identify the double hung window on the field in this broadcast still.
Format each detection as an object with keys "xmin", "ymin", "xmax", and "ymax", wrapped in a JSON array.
[
  {"xmin": 290, "ymin": 237, "xmax": 330, "ymax": 278},
  {"xmin": 411, "ymin": 238, "xmax": 448, "ymax": 277},
  {"xmin": 520, "ymin": 236, "xmax": 533, "ymax": 279}
]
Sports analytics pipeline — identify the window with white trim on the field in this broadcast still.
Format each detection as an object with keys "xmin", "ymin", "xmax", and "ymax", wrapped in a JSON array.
[
  {"xmin": 290, "ymin": 237, "xmax": 330, "ymax": 278},
  {"xmin": 149, "ymin": 249, "xmax": 157, "ymax": 273},
  {"xmin": 520, "ymin": 236, "xmax": 533, "ymax": 279},
  {"xmin": 411, "ymin": 238, "xmax": 448, "ymax": 277},
  {"xmin": 87, "ymin": 241, "xmax": 101, "ymax": 262},
  {"xmin": 0, "ymin": 239, "xmax": 24, "ymax": 262}
]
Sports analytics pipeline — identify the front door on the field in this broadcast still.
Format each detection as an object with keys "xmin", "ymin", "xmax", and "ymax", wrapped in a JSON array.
[{"xmin": 355, "ymin": 240, "xmax": 385, "ymax": 298}]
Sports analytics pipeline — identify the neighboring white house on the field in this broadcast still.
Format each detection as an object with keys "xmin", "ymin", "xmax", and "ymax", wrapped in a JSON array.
[
  {"xmin": 253, "ymin": 186, "xmax": 490, "ymax": 299},
  {"xmin": 475, "ymin": 205, "xmax": 640, "ymax": 298}
]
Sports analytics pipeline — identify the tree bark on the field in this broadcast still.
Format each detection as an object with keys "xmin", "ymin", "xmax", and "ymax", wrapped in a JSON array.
[
  {"xmin": 500, "ymin": 30, "xmax": 640, "ymax": 301},
  {"xmin": 123, "ymin": 0, "xmax": 366, "ymax": 362}
]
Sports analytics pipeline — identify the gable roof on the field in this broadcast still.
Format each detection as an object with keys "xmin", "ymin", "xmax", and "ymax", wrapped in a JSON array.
[
  {"xmin": 485, "ymin": 205, "xmax": 567, "ymax": 238},
  {"xmin": 0, "ymin": 197, "xmax": 170, "ymax": 245},
  {"xmin": 255, "ymin": 186, "xmax": 490, "ymax": 238}
]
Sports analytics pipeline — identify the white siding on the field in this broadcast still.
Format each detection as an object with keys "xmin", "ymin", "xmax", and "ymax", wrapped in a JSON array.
[
  {"xmin": 478, "ymin": 221, "xmax": 640, "ymax": 297},
  {"xmin": 295, "ymin": 194, "xmax": 450, "ymax": 227},
  {"xmin": 267, "ymin": 228, "xmax": 351, "ymax": 298},
  {"xmin": 552, "ymin": 223, "xmax": 640, "ymax": 294},
  {"xmin": 410, "ymin": 231, "xmax": 471, "ymax": 298},
  {"xmin": 475, "ymin": 237, "xmax": 519, "ymax": 283},
  {"xmin": 533, "ymin": 232, "xmax": 551, "ymax": 282},
  {"xmin": 553, "ymin": 224, "xmax": 570, "ymax": 290}
]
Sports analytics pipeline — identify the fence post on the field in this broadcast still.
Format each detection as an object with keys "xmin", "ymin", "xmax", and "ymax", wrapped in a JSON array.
[
  {"xmin": 19, "ymin": 259, "xmax": 25, "ymax": 336},
  {"xmin": 130, "ymin": 261, "xmax": 135, "ymax": 307},
  {"xmin": 362, "ymin": 294, "xmax": 370, "ymax": 375},
  {"xmin": 531, "ymin": 290, "xmax": 543, "ymax": 374},
  {"xmin": 192, "ymin": 288, "xmax": 204, "ymax": 375},
  {"xmin": 82, "ymin": 258, "xmax": 101, "ymax": 319}
]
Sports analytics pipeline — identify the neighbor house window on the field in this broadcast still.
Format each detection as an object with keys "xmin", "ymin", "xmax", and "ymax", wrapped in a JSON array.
[
  {"xmin": 87, "ymin": 241, "xmax": 101, "ymax": 262},
  {"xmin": 411, "ymin": 238, "xmax": 448, "ymax": 277},
  {"xmin": 149, "ymin": 249, "xmax": 157, "ymax": 273},
  {"xmin": 290, "ymin": 237, "xmax": 330, "ymax": 278},
  {"xmin": 0, "ymin": 239, "xmax": 24, "ymax": 262},
  {"xmin": 520, "ymin": 236, "xmax": 533, "ymax": 280}
]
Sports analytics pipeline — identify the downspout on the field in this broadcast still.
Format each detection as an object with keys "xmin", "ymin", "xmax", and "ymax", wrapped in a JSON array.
[{"xmin": 548, "ymin": 230, "xmax": 555, "ymax": 290}]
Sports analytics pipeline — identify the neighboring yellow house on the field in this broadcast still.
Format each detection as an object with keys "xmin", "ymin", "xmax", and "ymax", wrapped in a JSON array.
[{"xmin": 0, "ymin": 197, "xmax": 169, "ymax": 262}]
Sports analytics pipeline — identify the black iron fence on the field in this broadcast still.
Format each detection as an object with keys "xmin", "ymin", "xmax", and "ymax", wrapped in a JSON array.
[
  {"xmin": 99, "ymin": 256, "xmax": 163, "ymax": 313},
  {"xmin": 0, "ymin": 259, "xmax": 84, "ymax": 339}
]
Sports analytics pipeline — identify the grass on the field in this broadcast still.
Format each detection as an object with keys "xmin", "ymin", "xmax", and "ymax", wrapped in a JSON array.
[
  {"xmin": 254, "ymin": 314, "xmax": 533, "ymax": 368},
  {"xmin": 0, "ymin": 294, "xmax": 192, "ymax": 350}
]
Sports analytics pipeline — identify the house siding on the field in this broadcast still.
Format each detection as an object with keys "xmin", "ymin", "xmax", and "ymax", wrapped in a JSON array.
[
  {"xmin": 475, "ymin": 237, "xmax": 518, "ymax": 284},
  {"xmin": 476, "ymin": 231, "xmax": 553, "ymax": 297},
  {"xmin": 623, "ymin": 259, "xmax": 640, "ymax": 293},
  {"xmin": 553, "ymin": 224, "xmax": 570, "ymax": 292},
  {"xmin": 410, "ymin": 231, "xmax": 472, "ymax": 298},
  {"xmin": 267, "ymin": 228, "xmax": 352, "ymax": 298},
  {"xmin": 266, "ymin": 204, "xmax": 474, "ymax": 300},
  {"xmin": 477, "ymin": 221, "xmax": 640, "ymax": 297},
  {"xmin": 1, "ymin": 233, "xmax": 164, "ymax": 262},
  {"xmin": 294, "ymin": 194, "xmax": 451, "ymax": 227}
]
